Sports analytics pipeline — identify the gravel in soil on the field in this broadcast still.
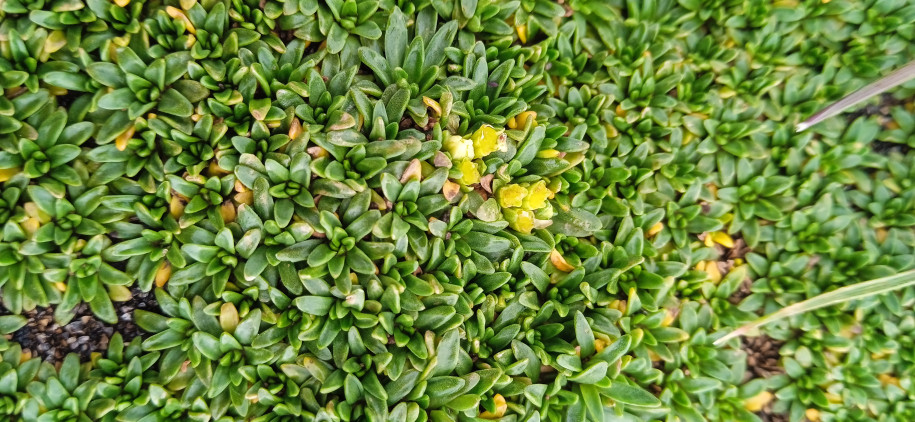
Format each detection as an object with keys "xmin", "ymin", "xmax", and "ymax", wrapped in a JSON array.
[
  {"xmin": 1, "ymin": 287, "xmax": 158, "ymax": 364},
  {"xmin": 741, "ymin": 335, "xmax": 788, "ymax": 422},
  {"xmin": 743, "ymin": 335, "xmax": 786, "ymax": 380}
]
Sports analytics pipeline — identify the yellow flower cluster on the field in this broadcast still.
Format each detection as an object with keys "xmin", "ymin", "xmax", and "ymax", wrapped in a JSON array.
[
  {"xmin": 445, "ymin": 125, "xmax": 507, "ymax": 186},
  {"xmin": 497, "ymin": 180, "xmax": 555, "ymax": 233}
]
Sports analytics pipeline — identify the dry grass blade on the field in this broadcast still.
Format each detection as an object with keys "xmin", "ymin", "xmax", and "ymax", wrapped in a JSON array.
[
  {"xmin": 796, "ymin": 59, "xmax": 915, "ymax": 132},
  {"xmin": 714, "ymin": 269, "xmax": 915, "ymax": 346}
]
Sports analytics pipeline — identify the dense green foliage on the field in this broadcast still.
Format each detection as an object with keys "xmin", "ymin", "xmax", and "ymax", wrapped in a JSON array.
[{"xmin": 1, "ymin": 0, "xmax": 915, "ymax": 421}]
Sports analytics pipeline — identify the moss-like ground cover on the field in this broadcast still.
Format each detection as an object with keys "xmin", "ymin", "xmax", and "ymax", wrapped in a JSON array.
[{"xmin": 1, "ymin": 0, "xmax": 915, "ymax": 421}]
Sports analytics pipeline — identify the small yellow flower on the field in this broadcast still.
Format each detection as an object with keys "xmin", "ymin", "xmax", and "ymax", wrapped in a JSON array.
[
  {"xmin": 480, "ymin": 394, "xmax": 507, "ymax": 419},
  {"xmin": 516, "ymin": 111, "xmax": 537, "ymax": 127},
  {"xmin": 470, "ymin": 125, "xmax": 505, "ymax": 158},
  {"xmin": 695, "ymin": 261, "xmax": 722, "ymax": 283},
  {"xmin": 115, "ymin": 125, "xmax": 135, "ymax": 151},
  {"xmin": 455, "ymin": 159, "xmax": 480, "ymax": 185},
  {"xmin": 743, "ymin": 391, "xmax": 773, "ymax": 412},
  {"xmin": 593, "ymin": 339, "xmax": 607, "ymax": 353},
  {"xmin": 647, "ymin": 222, "xmax": 664, "ymax": 237},
  {"xmin": 504, "ymin": 208, "xmax": 535, "ymax": 233},
  {"xmin": 516, "ymin": 24, "xmax": 528, "ymax": 44},
  {"xmin": 523, "ymin": 180, "xmax": 551, "ymax": 210},
  {"xmin": 704, "ymin": 231, "xmax": 735, "ymax": 248},
  {"xmin": 444, "ymin": 134, "xmax": 474, "ymax": 160},
  {"xmin": 155, "ymin": 261, "xmax": 172, "ymax": 287},
  {"xmin": 507, "ymin": 111, "xmax": 537, "ymax": 129},
  {"xmin": 537, "ymin": 149, "xmax": 560, "ymax": 158},
  {"xmin": 497, "ymin": 184, "xmax": 527, "ymax": 208}
]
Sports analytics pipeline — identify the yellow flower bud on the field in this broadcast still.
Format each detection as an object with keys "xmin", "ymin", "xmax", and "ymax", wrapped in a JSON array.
[
  {"xmin": 220, "ymin": 302, "xmax": 240, "ymax": 333},
  {"xmin": 647, "ymin": 222, "xmax": 664, "ymax": 237},
  {"xmin": 115, "ymin": 125, "xmax": 135, "ymax": 151},
  {"xmin": 516, "ymin": 25, "xmax": 528, "ymax": 44},
  {"xmin": 710, "ymin": 231, "xmax": 735, "ymax": 248},
  {"xmin": 155, "ymin": 262, "xmax": 172, "ymax": 287},
  {"xmin": 537, "ymin": 149, "xmax": 560, "ymax": 158},
  {"xmin": 480, "ymin": 394, "xmax": 507, "ymax": 419},
  {"xmin": 497, "ymin": 184, "xmax": 527, "ymax": 208},
  {"xmin": 115, "ymin": 0, "xmax": 130, "ymax": 6},
  {"xmin": 506, "ymin": 115, "xmax": 518, "ymax": 130},
  {"xmin": 169, "ymin": 196, "xmax": 185, "ymax": 218},
  {"xmin": 743, "ymin": 391, "xmax": 773, "ymax": 412},
  {"xmin": 515, "ymin": 111, "xmax": 537, "ymax": 127},
  {"xmin": 700, "ymin": 260, "xmax": 721, "ymax": 283}
]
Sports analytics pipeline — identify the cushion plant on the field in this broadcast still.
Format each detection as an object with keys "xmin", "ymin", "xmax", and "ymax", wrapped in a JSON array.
[{"xmin": 0, "ymin": 0, "xmax": 915, "ymax": 422}]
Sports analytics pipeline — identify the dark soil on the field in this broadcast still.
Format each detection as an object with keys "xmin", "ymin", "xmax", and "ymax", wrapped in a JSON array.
[
  {"xmin": 742, "ymin": 335, "xmax": 785, "ymax": 380},
  {"xmin": 12, "ymin": 304, "xmax": 115, "ymax": 363},
  {"xmin": 3, "ymin": 286, "xmax": 158, "ymax": 364},
  {"xmin": 741, "ymin": 335, "xmax": 787, "ymax": 422},
  {"xmin": 113, "ymin": 288, "xmax": 158, "ymax": 342},
  {"xmin": 857, "ymin": 93, "xmax": 912, "ymax": 156}
]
